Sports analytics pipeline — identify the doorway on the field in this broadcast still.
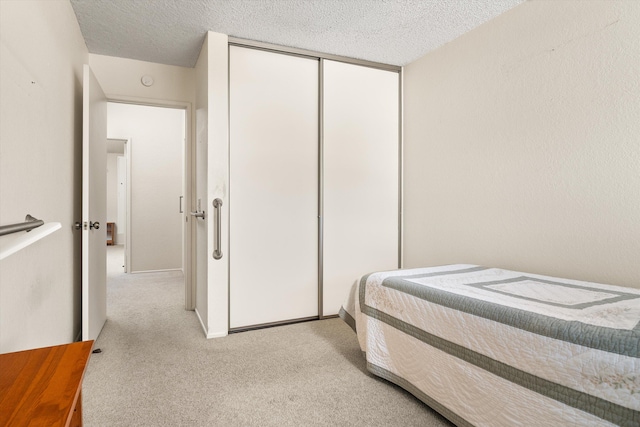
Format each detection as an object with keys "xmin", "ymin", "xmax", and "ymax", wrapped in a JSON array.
[
  {"xmin": 105, "ymin": 101, "xmax": 191, "ymax": 308},
  {"xmin": 106, "ymin": 137, "xmax": 126, "ymax": 261}
]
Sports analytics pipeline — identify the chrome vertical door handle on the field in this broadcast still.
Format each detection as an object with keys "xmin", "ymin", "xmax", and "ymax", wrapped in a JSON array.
[
  {"xmin": 179, "ymin": 196, "xmax": 184, "ymax": 213},
  {"xmin": 213, "ymin": 198, "xmax": 223, "ymax": 260}
]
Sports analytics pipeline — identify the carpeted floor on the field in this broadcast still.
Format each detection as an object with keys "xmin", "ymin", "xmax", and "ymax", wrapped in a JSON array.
[{"xmin": 82, "ymin": 246, "xmax": 454, "ymax": 426}]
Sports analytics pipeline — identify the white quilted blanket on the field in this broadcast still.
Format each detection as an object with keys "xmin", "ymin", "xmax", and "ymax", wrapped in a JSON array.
[{"xmin": 340, "ymin": 264, "xmax": 640, "ymax": 427}]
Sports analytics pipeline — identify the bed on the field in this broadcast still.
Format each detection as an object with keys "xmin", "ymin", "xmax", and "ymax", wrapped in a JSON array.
[{"xmin": 339, "ymin": 264, "xmax": 639, "ymax": 426}]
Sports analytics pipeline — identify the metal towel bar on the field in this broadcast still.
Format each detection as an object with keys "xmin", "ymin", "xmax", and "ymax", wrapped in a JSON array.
[{"xmin": 0, "ymin": 215, "xmax": 44, "ymax": 237}]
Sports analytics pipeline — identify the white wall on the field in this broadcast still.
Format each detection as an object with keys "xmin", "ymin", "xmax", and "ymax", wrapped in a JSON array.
[
  {"xmin": 195, "ymin": 32, "xmax": 229, "ymax": 337},
  {"xmin": 88, "ymin": 54, "xmax": 195, "ymax": 104},
  {"xmin": 194, "ymin": 35, "xmax": 209, "ymax": 331},
  {"xmin": 403, "ymin": 0, "xmax": 640, "ymax": 288},
  {"xmin": 0, "ymin": 0, "xmax": 88, "ymax": 353},
  {"xmin": 108, "ymin": 103, "xmax": 184, "ymax": 272}
]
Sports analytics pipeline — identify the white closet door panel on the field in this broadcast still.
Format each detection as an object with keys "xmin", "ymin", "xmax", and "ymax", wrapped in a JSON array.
[
  {"xmin": 323, "ymin": 60, "xmax": 399, "ymax": 316},
  {"xmin": 230, "ymin": 46, "xmax": 318, "ymax": 328}
]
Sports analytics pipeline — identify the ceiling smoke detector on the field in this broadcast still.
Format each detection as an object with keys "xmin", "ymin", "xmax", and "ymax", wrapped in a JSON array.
[{"xmin": 141, "ymin": 75, "xmax": 154, "ymax": 87}]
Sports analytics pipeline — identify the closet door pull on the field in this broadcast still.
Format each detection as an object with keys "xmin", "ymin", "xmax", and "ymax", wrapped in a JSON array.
[
  {"xmin": 213, "ymin": 198, "xmax": 223, "ymax": 260},
  {"xmin": 179, "ymin": 196, "xmax": 184, "ymax": 213}
]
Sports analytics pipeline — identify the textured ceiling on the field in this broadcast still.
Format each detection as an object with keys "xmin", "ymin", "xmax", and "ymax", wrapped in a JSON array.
[{"xmin": 70, "ymin": 0, "xmax": 524, "ymax": 68}]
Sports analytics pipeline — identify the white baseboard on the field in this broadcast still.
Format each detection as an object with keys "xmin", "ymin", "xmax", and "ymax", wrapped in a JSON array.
[
  {"xmin": 130, "ymin": 268, "xmax": 182, "ymax": 274},
  {"xmin": 195, "ymin": 308, "xmax": 208, "ymax": 336},
  {"xmin": 195, "ymin": 308, "xmax": 228, "ymax": 339},
  {"xmin": 207, "ymin": 330, "xmax": 228, "ymax": 339}
]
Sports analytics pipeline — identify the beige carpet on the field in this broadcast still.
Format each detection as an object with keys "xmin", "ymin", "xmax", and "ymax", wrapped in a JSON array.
[{"xmin": 82, "ymin": 246, "xmax": 454, "ymax": 426}]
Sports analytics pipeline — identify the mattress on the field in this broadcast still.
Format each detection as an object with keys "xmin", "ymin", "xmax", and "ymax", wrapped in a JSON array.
[{"xmin": 339, "ymin": 264, "xmax": 639, "ymax": 426}]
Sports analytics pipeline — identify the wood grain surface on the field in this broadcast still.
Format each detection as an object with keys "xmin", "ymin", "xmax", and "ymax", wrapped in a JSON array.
[{"xmin": 0, "ymin": 340, "xmax": 93, "ymax": 427}]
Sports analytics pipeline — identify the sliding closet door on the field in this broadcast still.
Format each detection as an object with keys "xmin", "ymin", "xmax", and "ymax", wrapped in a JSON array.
[
  {"xmin": 229, "ymin": 46, "xmax": 318, "ymax": 329},
  {"xmin": 323, "ymin": 60, "xmax": 399, "ymax": 316}
]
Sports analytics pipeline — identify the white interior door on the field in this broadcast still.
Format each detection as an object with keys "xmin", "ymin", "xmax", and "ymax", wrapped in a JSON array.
[
  {"xmin": 116, "ymin": 154, "xmax": 126, "ymax": 245},
  {"xmin": 229, "ymin": 46, "xmax": 318, "ymax": 329},
  {"xmin": 82, "ymin": 64, "xmax": 107, "ymax": 341},
  {"xmin": 323, "ymin": 60, "xmax": 400, "ymax": 316}
]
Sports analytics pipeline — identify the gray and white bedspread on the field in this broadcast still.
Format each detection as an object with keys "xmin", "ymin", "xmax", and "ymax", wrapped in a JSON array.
[{"xmin": 339, "ymin": 264, "xmax": 639, "ymax": 427}]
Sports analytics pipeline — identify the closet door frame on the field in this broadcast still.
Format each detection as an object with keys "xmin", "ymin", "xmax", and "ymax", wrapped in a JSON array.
[{"xmin": 227, "ymin": 38, "xmax": 403, "ymax": 327}]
